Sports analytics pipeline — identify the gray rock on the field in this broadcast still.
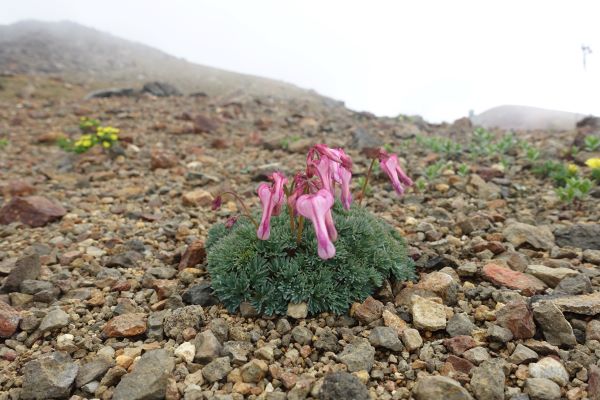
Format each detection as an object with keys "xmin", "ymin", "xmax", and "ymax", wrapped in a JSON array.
[
  {"xmin": 320, "ymin": 371, "xmax": 370, "ymax": 400},
  {"xmin": 222, "ymin": 341, "xmax": 254, "ymax": 365},
  {"xmin": 208, "ymin": 318, "xmax": 229, "ymax": 343},
  {"xmin": 202, "ymin": 356, "xmax": 232, "ymax": 382},
  {"xmin": 554, "ymin": 273, "xmax": 592, "ymax": 295},
  {"xmin": 19, "ymin": 279, "xmax": 55, "ymax": 294},
  {"xmin": 85, "ymin": 87, "xmax": 137, "ymax": 99},
  {"xmin": 291, "ymin": 326, "xmax": 312, "ymax": 345},
  {"xmin": 337, "ymin": 338, "xmax": 375, "ymax": 372},
  {"xmin": 314, "ymin": 329, "xmax": 340, "ymax": 352},
  {"xmin": 194, "ymin": 330, "xmax": 223, "ymax": 363},
  {"xmin": 412, "ymin": 375, "xmax": 473, "ymax": 400},
  {"xmin": 401, "ymin": 328, "xmax": 423, "ymax": 352},
  {"xmin": 112, "ymin": 349, "xmax": 175, "ymax": 400},
  {"xmin": 182, "ymin": 282, "xmax": 219, "ymax": 306},
  {"xmin": 142, "ymin": 81, "xmax": 182, "ymax": 97},
  {"xmin": 463, "ymin": 346, "xmax": 490, "ymax": 365},
  {"xmin": 532, "ymin": 301, "xmax": 576, "ymax": 347},
  {"xmin": 524, "ymin": 378, "xmax": 561, "ymax": 400},
  {"xmin": 351, "ymin": 127, "xmax": 382, "ymax": 149},
  {"xmin": 509, "ymin": 344, "xmax": 539, "ymax": 364},
  {"xmin": 470, "ymin": 360, "xmax": 505, "ymax": 400},
  {"xmin": 76, "ymin": 356, "xmax": 114, "ymax": 388},
  {"xmin": 554, "ymin": 223, "xmax": 600, "ymax": 250},
  {"xmin": 528, "ymin": 357, "xmax": 569, "ymax": 386},
  {"xmin": 105, "ymin": 251, "xmax": 141, "ymax": 268},
  {"xmin": 487, "ymin": 324, "xmax": 513, "ymax": 343},
  {"xmin": 21, "ymin": 352, "xmax": 79, "ymax": 400},
  {"xmin": 525, "ymin": 264, "xmax": 578, "ymax": 287},
  {"xmin": 163, "ymin": 305, "xmax": 204, "ymax": 339},
  {"xmin": 583, "ymin": 249, "xmax": 600, "ymax": 264},
  {"xmin": 1, "ymin": 253, "xmax": 40, "ymax": 293},
  {"xmin": 503, "ymin": 222, "xmax": 555, "ymax": 250},
  {"xmin": 368, "ymin": 326, "xmax": 403, "ymax": 351},
  {"xmin": 39, "ymin": 308, "xmax": 69, "ymax": 332},
  {"xmin": 446, "ymin": 313, "xmax": 477, "ymax": 337}
]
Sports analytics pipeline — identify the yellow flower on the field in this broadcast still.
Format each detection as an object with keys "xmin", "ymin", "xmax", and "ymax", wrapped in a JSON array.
[
  {"xmin": 81, "ymin": 139, "xmax": 92, "ymax": 148},
  {"xmin": 109, "ymin": 133, "xmax": 118, "ymax": 141},
  {"xmin": 586, "ymin": 158, "xmax": 600, "ymax": 169},
  {"xmin": 97, "ymin": 130, "xmax": 106, "ymax": 138},
  {"xmin": 567, "ymin": 164, "xmax": 579, "ymax": 174},
  {"xmin": 102, "ymin": 141, "xmax": 111, "ymax": 148}
]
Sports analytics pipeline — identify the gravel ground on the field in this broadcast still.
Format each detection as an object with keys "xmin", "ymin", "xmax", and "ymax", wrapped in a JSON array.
[{"xmin": 1, "ymin": 78, "xmax": 600, "ymax": 400}]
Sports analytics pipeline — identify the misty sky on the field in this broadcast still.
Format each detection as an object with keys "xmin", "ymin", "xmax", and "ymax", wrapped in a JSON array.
[{"xmin": 1, "ymin": 0, "xmax": 599, "ymax": 122}]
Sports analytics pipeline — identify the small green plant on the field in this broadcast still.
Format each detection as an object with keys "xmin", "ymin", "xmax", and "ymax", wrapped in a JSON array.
[
  {"xmin": 0, "ymin": 139, "xmax": 8, "ymax": 149},
  {"xmin": 457, "ymin": 163, "xmax": 470, "ymax": 177},
  {"xmin": 584, "ymin": 135, "xmax": 600, "ymax": 152},
  {"xmin": 533, "ymin": 161, "xmax": 577, "ymax": 187},
  {"xmin": 383, "ymin": 143, "xmax": 394, "ymax": 153},
  {"xmin": 280, "ymin": 135, "xmax": 301, "ymax": 150},
  {"xmin": 58, "ymin": 124, "xmax": 120, "ymax": 153},
  {"xmin": 525, "ymin": 146, "xmax": 540, "ymax": 162},
  {"xmin": 424, "ymin": 161, "xmax": 447, "ymax": 180},
  {"xmin": 555, "ymin": 177, "xmax": 593, "ymax": 204},
  {"xmin": 356, "ymin": 176, "xmax": 373, "ymax": 196},
  {"xmin": 79, "ymin": 117, "xmax": 101, "ymax": 133},
  {"xmin": 415, "ymin": 177, "xmax": 427, "ymax": 191}
]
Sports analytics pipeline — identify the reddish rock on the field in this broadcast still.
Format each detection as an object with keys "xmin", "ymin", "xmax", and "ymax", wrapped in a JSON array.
[
  {"xmin": 0, "ymin": 196, "xmax": 66, "ymax": 227},
  {"xmin": 103, "ymin": 313, "xmax": 147, "ymax": 338},
  {"xmin": 446, "ymin": 355, "xmax": 475, "ymax": 374},
  {"xmin": 482, "ymin": 263, "xmax": 546, "ymax": 296},
  {"xmin": 471, "ymin": 241, "xmax": 506, "ymax": 255},
  {"xmin": 495, "ymin": 300, "xmax": 536, "ymax": 339},
  {"xmin": 351, "ymin": 296, "xmax": 384, "ymax": 324},
  {"xmin": 2, "ymin": 180, "xmax": 36, "ymax": 197},
  {"xmin": 193, "ymin": 114, "xmax": 219, "ymax": 133},
  {"xmin": 589, "ymin": 365, "xmax": 600, "ymax": 400},
  {"xmin": 444, "ymin": 335, "xmax": 477, "ymax": 355},
  {"xmin": 150, "ymin": 150, "xmax": 178, "ymax": 170},
  {"xmin": 179, "ymin": 240, "xmax": 206, "ymax": 270},
  {"xmin": 152, "ymin": 279, "xmax": 178, "ymax": 300},
  {"xmin": 0, "ymin": 302, "xmax": 20, "ymax": 338}
]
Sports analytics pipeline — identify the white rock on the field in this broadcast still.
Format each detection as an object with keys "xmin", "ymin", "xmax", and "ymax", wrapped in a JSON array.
[{"xmin": 175, "ymin": 341, "xmax": 196, "ymax": 363}]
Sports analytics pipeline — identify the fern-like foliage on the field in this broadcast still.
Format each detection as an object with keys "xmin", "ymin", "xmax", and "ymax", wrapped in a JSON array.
[{"xmin": 206, "ymin": 203, "xmax": 415, "ymax": 316}]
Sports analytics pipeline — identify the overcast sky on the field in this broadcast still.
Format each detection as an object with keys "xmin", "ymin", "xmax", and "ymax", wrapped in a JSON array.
[{"xmin": 1, "ymin": 0, "xmax": 599, "ymax": 122}]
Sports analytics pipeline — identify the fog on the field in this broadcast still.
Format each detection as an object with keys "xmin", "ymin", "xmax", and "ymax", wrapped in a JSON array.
[{"xmin": 1, "ymin": 0, "xmax": 599, "ymax": 122}]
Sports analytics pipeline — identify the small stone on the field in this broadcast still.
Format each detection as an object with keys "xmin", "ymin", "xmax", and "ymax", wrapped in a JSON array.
[
  {"xmin": 446, "ymin": 355, "xmax": 475, "ymax": 374},
  {"xmin": 486, "ymin": 324, "xmax": 513, "ymax": 343},
  {"xmin": 503, "ymin": 222, "xmax": 555, "ymax": 250},
  {"xmin": 532, "ymin": 301, "xmax": 577, "ymax": 347},
  {"xmin": 182, "ymin": 189, "xmax": 213, "ymax": 207},
  {"xmin": 463, "ymin": 346, "xmax": 490, "ymax": 365},
  {"xmin": 509, "ymin": 344, "xmax": 539, "ymax": 364},
  {"xmin": 382, "ymin": 309, "xmax": 408, "ymax": 335},
  {"xmin": 554, "ymin": 223, "xmax": 600, "ymax": 250},
  {"xmin": 528, "ymin": 357, "xmax": 569, "ymax": 386},
  {"xmin": 182, "ymin": 282, "xmax": 218, "ymax": 306},
  {"xmin": 103, "ymin": 313, "xmax": 147, "ymax": 337},
  {"xmin": 76, "ymin": 356, "xmax": 114, "ymax": 388},
  {"xmin": 583, "ymin": 249, "xmax": 600, "ymax": 264},
  {"xmin": 178, "ymin": 240, "xmax": 206, "ymax": 270},
  {"xmin": 415, "ymin": 271, "xmax": 459, "ymax": 305},
  {"xmin": 368, "ymin": 326, "xmax": 403, "ymax": 351},
  {"xmin": 401, "ymin": 328, "xmax": 423, "ymax": 352},
  {"xmin": 240, "ymin": 359, "xmax": 268, "ymax": 383},
  {"xmin": 21, "ymin": 352, "xmax": 79, "ymax": 400},
  {"xmin": 555, "ymin": 274, "xmax": 592, "ymax": 295},
  {"xmin": 175, "ymin": 341, "xmax": 196, "ymax": 363},
  {"xmin": 586, "ymin": 320, "xmax": 600, "ymax": 341},
  {"xmin": 150, "ymin": 149, "xmax": 178, "ymax": 170},
  {"xmin": 351, "ymin": 296, "xmax": 383, "ymax": 324},
  {"xmin": 194, "ymin": 330, "xmax": 223, "ymax": 363},
  {"xmin": 525, "ymin": 264, "xmax": 578, "ymax": 287},
  {"xmin": 202, "ymin": 357, "xmax": 232, "ymax": 382},
  {"xmin": 163, "ymin": 305, "xmax": 204, "ymax": 339},
  {"xmin": 116, "ymin": 355, "xmax": 134, "ymax": 369},
  {"xmin": 411, "ymin": 295, "xmax": 447, "ymax": 331},
  {"xmin": 0, "ymin": 196, "xmax": 66, "ymax": 227},
  {"xmin": 239, "ymin": 302, "xmax": 259, "ymax": 317},
  {"xmin": 1, "ymin": 253, "xmax": 40, "ymax": 293},
  {"xmin": 446, "ymin": 313, "xmax": 477, "ymax": 337},
  {"xmin": 39, "ymin": 308, "xmax": 70, "ymax": 332},
  {"xmin": 112, "ymin": 349, "xmax": 175, "ymax": 400},
  {"xmin": 287, "ymin": 302, "xmax": 308, "ymax": 319},
  {"xmin": 0, "ymin": 302, "xmax": 20, "ymax": 338},
  {"xmin": 524, "ymin": 378, "xmax": 561, "ymax": 400},
  {"xmin": 470, "ymin": 360, "xmax": 505, "ymax": 400},
  {"xmin": 482, "ymin": 263, "xmax": 546, "ymax": 295},
  {"xmin": 291, "ymin": 326, "xmax": 312, "ymax": 345},
  {"xmin": 412, "ymin": 375, "xmax": 473, "ymax": 400},
  {"xmin": 588, "ymin": 365, "xmax": 600, "ymax": 400},
  {"xmin": 445, "ymin": 335, "xmax": 477, "ymax": 355},
  {"xmin": 320, "ymin": 371, "xmax": 370, "ymax": 400},
  {"xmin": 495, "ymin": 300, "xmax": 536, "ymax": 339},
  {"xmin": 337, "ymin": 338, "xmax": 375, "ymax": 372},
  {"xmin": 550, "ymin": 291, "xmax": 600, "ymax": 315}
]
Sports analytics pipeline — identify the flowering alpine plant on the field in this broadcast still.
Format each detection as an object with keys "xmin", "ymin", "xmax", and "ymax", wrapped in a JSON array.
[{"xmin": 207, "ymin": 143, "xmax": 415, "ymax": 315}]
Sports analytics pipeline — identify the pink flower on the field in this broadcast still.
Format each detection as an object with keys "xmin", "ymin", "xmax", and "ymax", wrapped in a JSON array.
[
  {"xmin": 334, "ymin": 164, "xmax": 352, "ymax": 210},
  {"xmin": 296, "ymin": 189, "xmax": 337, "ymax": 259},
  {"xmin": 257, "ymin": 172, "xmax": 288, "ymax": 240},
  {"xmin": 308, "ymin": 145, "xmax": 354, "ymax": 209},
  {"xmin": 379, "ymin": 151, "xmax": 413, "ymax": 195}
]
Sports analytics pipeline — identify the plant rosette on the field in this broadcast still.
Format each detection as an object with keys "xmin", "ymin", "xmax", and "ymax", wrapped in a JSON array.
[{"xmin": 207, "ymin": 144, "xmax": 415, "ymax": 316}]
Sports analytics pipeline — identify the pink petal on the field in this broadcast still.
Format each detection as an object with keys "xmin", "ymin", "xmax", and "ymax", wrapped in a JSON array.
[
  {"xmin": 296, "ymin": 189, "xmax": 336, "ymax": 259},
  {"xmin": 257, "ymin": 183, "xmax": 274, "ymax": 240}
]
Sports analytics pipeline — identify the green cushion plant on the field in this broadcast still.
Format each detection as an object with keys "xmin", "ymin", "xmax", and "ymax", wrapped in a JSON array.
[{"xmin": 207, "ymin": 144, "xmax": 415, "ymax": 316}]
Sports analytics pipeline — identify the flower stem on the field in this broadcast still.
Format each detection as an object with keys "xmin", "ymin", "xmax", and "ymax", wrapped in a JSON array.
[
  {"xmin": 358, "ymin": 158, "xmax": 376, "ymax": 205},
  {"xmin": 221, "ymin": 191, "xmax": 258, "ymax": 229},
  {"xmin": 296, "ymin": 216, "xmax": 305, "ymax": 245}
]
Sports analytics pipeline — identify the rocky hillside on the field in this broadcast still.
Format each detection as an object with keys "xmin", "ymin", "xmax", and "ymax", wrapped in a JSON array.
[
  {"xmin": 0, "ymin": 20, "xmax": 323, "ymax": 101},
  {"xmin": 471, "ymin": 105, "xmax": 585, "ymax": 131}
]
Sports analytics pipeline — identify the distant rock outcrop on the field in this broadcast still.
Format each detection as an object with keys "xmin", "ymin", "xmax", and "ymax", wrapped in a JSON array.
[{"xmin": 471, "ymin": 105, "xmax": 585, "ymax": 131}]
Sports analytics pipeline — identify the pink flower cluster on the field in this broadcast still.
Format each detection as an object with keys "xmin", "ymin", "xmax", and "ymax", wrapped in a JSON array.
[{"xmin": 253, "ymin": 145, "xmax": 412, "ymax": 260}]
